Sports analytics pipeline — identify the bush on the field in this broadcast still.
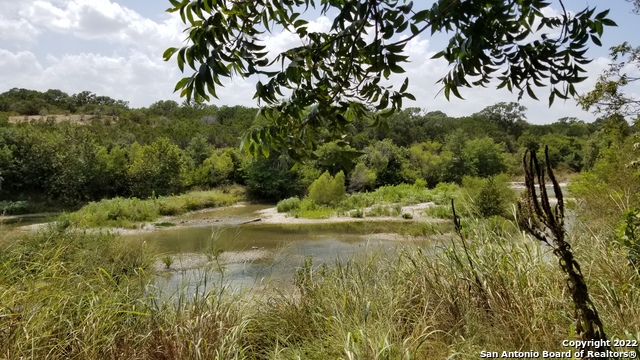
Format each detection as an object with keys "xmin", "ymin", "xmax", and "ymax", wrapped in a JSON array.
[
  {"xmin": 348, "ymin": 163, "xmax": 376, "ymax": 192},
  {"xmin": 462, "ymin": 174, "xmax": 515, "ymax": 218},
  {"xmin": 308, "ymin": 171, "xmax": 346, "ymax": 205},
  {"xmin": 291, "ymin": 198, "xmax": 334, "ymax": 219},
  {"xmin": 66, "ymin": 188, "xmax": 244, "ymax": 228},
  {"xmin": 616, "ymin": 208, "xmax": 640, "ymax": 272},
  {"xmin": 350, "ymin": 208, "xmax": 364, "ymax": 218},
  {"xmin": 366, "ymin": 204, "xmax": 402, "ymax": 217},
  {"xmin": 0, "ymin": 200, "xmax": 31, "ymax": 215},
  {"xmin": 277, "ymin": 197, "xmax": 301, "ymax": 213}
]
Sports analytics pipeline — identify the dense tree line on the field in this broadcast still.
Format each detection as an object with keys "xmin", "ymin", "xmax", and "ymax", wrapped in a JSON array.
[{"xmin": 0, "ymin": 88, "xmax": 628, "ymax": 206}]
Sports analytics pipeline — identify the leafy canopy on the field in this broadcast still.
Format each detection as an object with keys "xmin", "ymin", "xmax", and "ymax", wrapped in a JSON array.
[{"xmin": 165, "ymin": 0, "xmax": 616, "ymax": 159}]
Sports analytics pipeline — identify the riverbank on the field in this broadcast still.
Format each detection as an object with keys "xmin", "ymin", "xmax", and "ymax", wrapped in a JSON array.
[{"xmin": 18, "ymin": 201, "xmax": 448, "ymax": 236}]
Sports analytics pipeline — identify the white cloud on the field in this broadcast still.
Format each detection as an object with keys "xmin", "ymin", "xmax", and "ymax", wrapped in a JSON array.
[
  {"xmin": 15, "ymin": 0, "xmax": 183, "ymax": 52},
  {"xmin": 0, "ymin": 17, "xmax": 40, "ymax": 44}
]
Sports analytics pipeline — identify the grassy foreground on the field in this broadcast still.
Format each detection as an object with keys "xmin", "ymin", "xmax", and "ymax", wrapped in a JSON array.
[
  {"xmin": 61, "ymin": 186, "xmax": 245, "ymax": 228},
  {"xmin": 1, "ymin": 216, "xmax": 639, "ymax": 359}
]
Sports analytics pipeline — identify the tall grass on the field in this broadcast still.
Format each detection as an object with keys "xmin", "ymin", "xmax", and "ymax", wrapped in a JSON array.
[
  {"xmin": 0, "ymin": 226, "xmax": 249, "ymax": 359},
  {"xmin": 241, "ymin": 219, "xmax": 640, "ymax": 358},
  {"xmin": 63, "ymin": 186, "xmax": 245, "ymax": 228}
]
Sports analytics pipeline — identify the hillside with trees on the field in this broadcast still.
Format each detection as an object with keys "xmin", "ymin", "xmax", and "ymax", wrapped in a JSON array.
[{"xmin": 0, "ymin": 88, "xmax": 613, "ymax": 209}]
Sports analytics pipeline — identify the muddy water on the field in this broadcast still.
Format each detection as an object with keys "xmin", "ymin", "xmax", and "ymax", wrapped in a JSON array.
[{"xmin": 134, "ymin": 205, "xmax": 435, "ymax": 297}]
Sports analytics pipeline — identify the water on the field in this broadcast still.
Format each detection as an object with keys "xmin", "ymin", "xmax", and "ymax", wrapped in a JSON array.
[
  {"xmin": 132, "ymin": 206, "xmax": 434, "ymax": 297},
  {"xmin": 511, "ymin": 183, "xmax": 569, "ymax": 199}
]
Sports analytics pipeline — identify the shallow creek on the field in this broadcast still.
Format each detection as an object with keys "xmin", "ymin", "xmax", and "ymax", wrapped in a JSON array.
[{"xmin": 129, "ymin": 205, "xmax": 436, "ymax": 297}]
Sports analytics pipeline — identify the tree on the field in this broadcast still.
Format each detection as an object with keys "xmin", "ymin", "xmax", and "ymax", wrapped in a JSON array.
[
  {"xmin": 578, "ymin": 42, "xmax": 640, "ymax": 120},
  {"xmin": 463, "ymin": 137, "xmax": 508, "ymax": 178},
  {"xmin": 308, "ymin": 171, "xmax": 346, "ymax": 205},
  {"xmin": 165, "ymin": 0, "xmax": 615, "ymax": 158},
  {"xmin": 474, "ymin": 102, "xmax": 527, "ymax": 136},
  {"xmin": 128, "ymin": 138, "xmax": 186, "ymax": 198}
]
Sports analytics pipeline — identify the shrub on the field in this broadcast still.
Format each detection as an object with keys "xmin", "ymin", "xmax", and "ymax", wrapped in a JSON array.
[
  {"xmin": 277, "ymin": 197, "xmax": 301, "ymax": 213},
  {"xmin": 616, "ymin": 208, "xmax": 640, "ymax": 272},
  {"xmin": 432, "ymin": 182, "xmax": 460, "ymax": 205},
  {"xmin": 128, "ymin": 139, "xmax": 187, "ymax": 198},
  {"xmin": 291, "ymin": 198, "xmax": 334, "ymax": 219},
  {"xmin": 348, "ymin": 163, "xmax": 376, "ymax": 192},
  {"xmin": 413, "ymin": 178, "xmax": 427, "ymax": 188},
  {"xmin": 308, "ymin": 171, "xmax": 346, "ymax": 205},
  {"xmin": 402, "ymin": 212, "xmax": 413, "ymax": 219},
  {"xmin": 0, "ymin": 200, "xmax": 31, "ymax": 215},
  {"xmin": 350, "ymin": 208, "xmax": 364, "ymax": 218},
  {"xmin": 366, "ymin": 205, "xmax": 401, "ymax": 217},
  {"xmin": 424, "ymin": 204, "xmax": 453, "ymax": 219},
  {"xmin": 462, "ymin": 174, "xmax": 515, "ymax": 218}
]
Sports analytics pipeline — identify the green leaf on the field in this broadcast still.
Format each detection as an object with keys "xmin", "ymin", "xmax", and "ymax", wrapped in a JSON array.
[
  {"xmin": 400, "ymin": 78, "xmax": 409, "ymax": 93},
  {"xmin": 413, "ymin": 10, "xmax": 430, "ymax": 23},
  {"xmin": 162, "ymin": 47, "xmax": 178, "ymax": 60}
]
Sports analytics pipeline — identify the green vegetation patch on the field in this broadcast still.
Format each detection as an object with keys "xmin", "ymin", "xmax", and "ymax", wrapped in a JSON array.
[
  {"xmin": 277, "ymin": 181, "xmax": 459, "ymax": 219},
  {"xmin": 0, "ymin": 200, "xmax": 31, "ymax": 215},
  {"xmin": 65, "ymin": 186, "xmax": 244, "ymax": 228}
]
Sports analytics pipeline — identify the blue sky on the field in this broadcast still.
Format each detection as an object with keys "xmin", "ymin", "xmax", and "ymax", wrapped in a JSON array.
[{"xmin": 0, "ymin": 0, "xmax": 638, "ymax": 124}]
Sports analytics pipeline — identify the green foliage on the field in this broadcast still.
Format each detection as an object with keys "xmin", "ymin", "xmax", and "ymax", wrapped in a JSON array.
[
  {"xmin": 442, "ymin": 129, "xmax": 473, "ymax": 183},
  {"xmin": 407, "ymin": 141, "xmax": 448, "ymax": 187},
  {"xmin": 464, "ymin": 137, "xmax": 508, "ymax": 177},
  {"xmin": 569, "ymin": 140, "xmax": 640, "ymax": 230},
  {"xmin": 476, "ymin": 177, "xmax": 512, "ymax": 218},
  {"xmin": 190, "ymin": 149, "xmax": 234, "ymax": 188},
  {"xmin": 67, "ymin": 197, "xmax": 159, "ymax": 228},
  {"xmin": 67, "ymin": 188, "xmax": 243, "ymax": 228},
  {"xmin": 244, "ymin": 155, "xmax": 304, "ymax": 200},
  {"xmin": 462, "ymin": 174, "xmax": 516, "ymax": 218},
  {"xmin": 616, "ymin": 208, "xmax": 640, "ymax": 271},
  {"xmin": 313, "ymin": 141, "xmax": 360, "ymax": 175},
  {"xmin": 276, "ymin": 197, "xmax": 301, "ymax": 213},
  {"xmin": 474, "ymin": 102, "xmax": 527, "ymax": 136},
  {"xmin": 578, "ymin": 42, "xmax": 640, "ymax": 120},
  {"xmin": 161, "ymin": 255, "xmax": 174, "ymax": 269},
  {"xmin": 308, "ymin": 171, "xmax": 346, "ymax": 206},
  {"xmin": 128, "ymin": 138, "xmax": 187, "ymax": 198},
  {"xmin": 0, "ymin": 200, "xmax": 30, "ymax": 215},
  {"xmin": 424, "ymin": 204, "xmax": 453, "ymax": 219},
  {"xmin": 167, "ymin": 1, "xmax": 615, "ymax": 160},
  {"xmin": 290, "ymin": 198, "xmax": 334, "ymax": 219},
  {"xmin": 363, "ymin": 139, "xmax": 414, "ymax": 187},
  {"xmin": 348, "ymin": 163, "xmax": 376, "ymax": 193},
  {"xmin": 414, "ymin": 177, "xmax": 427, "ymax": 188},
  {"xmin": 366, "ymin": 204, "xmax": 402, "ymax": 217}
]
